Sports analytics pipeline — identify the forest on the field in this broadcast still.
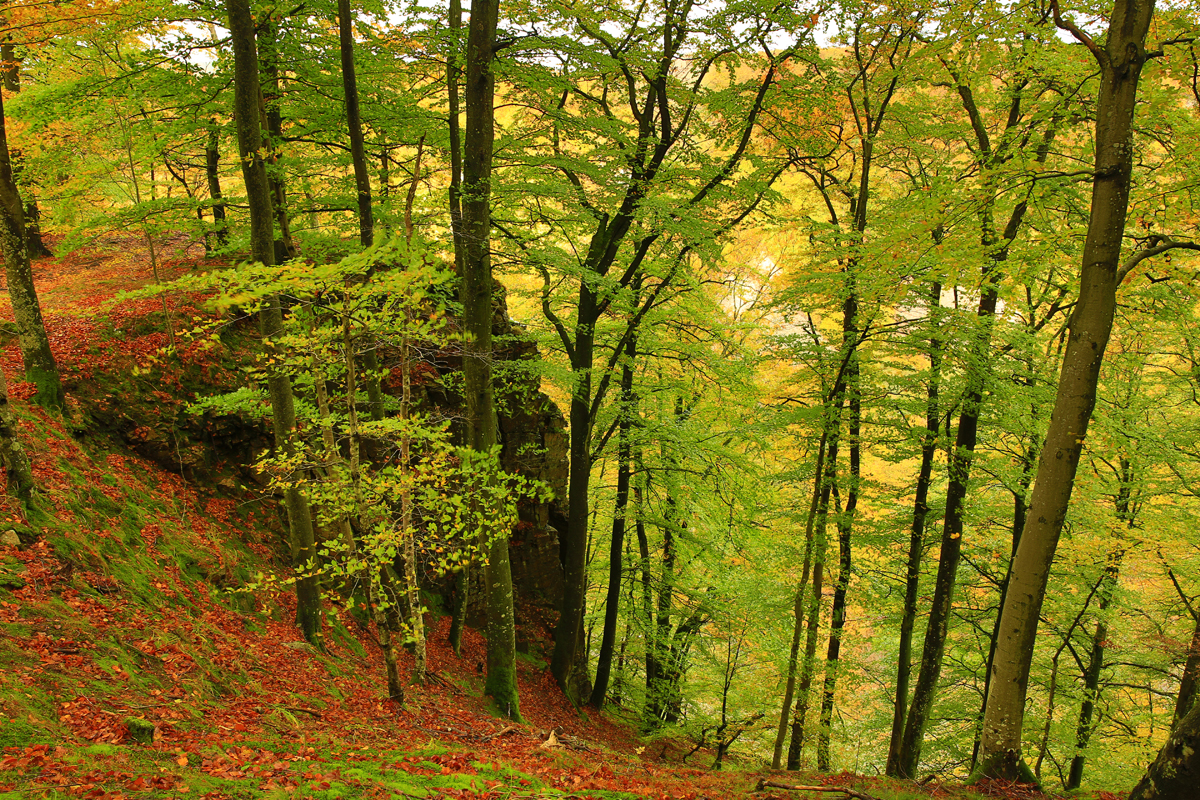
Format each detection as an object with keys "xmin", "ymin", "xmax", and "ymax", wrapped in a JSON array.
[{"xmin": 0, "ymin": 0, "xmax": 1199, "ymax": 797}]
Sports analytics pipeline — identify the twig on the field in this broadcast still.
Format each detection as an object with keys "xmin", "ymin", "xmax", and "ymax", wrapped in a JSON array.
[
  {"xmin": 755, "ymin": 778, "xmax": 881, "ymax": 800},
  {"xmin": 282, "ymin": 705, "xmax": 323, "ymax": 717}
]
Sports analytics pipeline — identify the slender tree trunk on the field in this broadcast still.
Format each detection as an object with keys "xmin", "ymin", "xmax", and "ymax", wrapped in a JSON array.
[
  {"xmin": 338, "ymin": 0, "xmax": 373, "ymax": 249},
  {"xmin": 444, "ymin": 0, "xmax": 469, "ymax": 656},
  {"xmin": 590, "ymin": 335, "xmax": 635, "ymax": 707},
  {"xmin": 460, "ymin": 0, "xmax": 518, "ymax": 719},
  {"xmin": 343, "ymin": 319, "xmax": 404, "ymax": 702},
  {"xmin": 225, "ymin": 0, "xmax": 320, "ymax": 645},
  {"xmin": 553, "ymin": 283, "xmax": 596, "ymax": 698},
  {"xmin": 447, "ymin": 0, "xmax": 464, "ymax": 276},
  {"xmin": 0, "ymin": 84, "xmax": 61, "ymax": 411},
  {"xmin": 645, "ymin": 464, "xmax": 679, "ymax": 730},
  {"xmin": 787, "ymin": 417, "xmax": 839, "ymax": 769},
  {"xmin": 977, "ymin": 0, "xmax": 1157, "ymax": 780},
  {"xmin": 773, "ymin": 428, "xmax": 829, "ymax": 769},
  {"xmin": 204, "ymin": 125, "xmax": 228, "ymax": 248},
  {"xmin": 897, "ymin": 207, "xmax": 1004, "ymax": 779},
  {"xmin": 970, "ymin": 436, "xmax": 1037, "ymax": 771},
  {"xmin": 886, "ymin": 279, "xmax": 942, "ymax": 776},
  {"xmin": 257, "ymin": 15, "xmax": 296, "ymax": 259},
  {"xmin": 1066, "ymin": 547, "xmax": 1124, "ymax": 788},
  {"xmin": 399, "ymin": 309, "xmax": 426, "ymax": 683},
  {"xmin": 817, "ymin": 278, "xmax": 861, "ymax": 772}
]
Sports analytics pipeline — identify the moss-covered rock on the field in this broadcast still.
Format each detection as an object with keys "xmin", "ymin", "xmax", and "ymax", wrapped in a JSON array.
[{"xmin": 124, "ymin": 717, "xmax": 156, "ymax": 745}]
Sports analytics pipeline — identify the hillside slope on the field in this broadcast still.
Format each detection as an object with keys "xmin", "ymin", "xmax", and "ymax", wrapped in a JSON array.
[{"xmin": 0, "ymin": 236, "xmax": 1097, "ymax": 800}]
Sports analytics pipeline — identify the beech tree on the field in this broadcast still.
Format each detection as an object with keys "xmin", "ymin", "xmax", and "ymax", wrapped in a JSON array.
[
  {"xmin": 223, "ymin": 0, "xmax": 321, "ymax": 645},
  {"xmin": 977, "ymin": 0, "xmax": 1200, "ymax": 781},
  {"xmin": 459, "ymin": 0, "xmax": 521, "ymax": 719},
  {"xmin": 0, "ymin": 86, "xmax": 60, "ymax": 410}
]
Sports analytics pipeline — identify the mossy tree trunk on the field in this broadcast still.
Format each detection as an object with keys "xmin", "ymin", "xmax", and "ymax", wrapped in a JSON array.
[
  {"xmin": 0, "ymin": 44, "xmax": 50, "ymax": 260},
  {"xmin": 0, "ymin": 352, "xmax": 32, "ymax": 502},
  {"xmin": 0, "ymin": 90, "xmax": 62, "ymax": 412},
  {"xmin": 1129, "ymin": 699, "xmax": 1200, "ymax": 800},
  {"xmin": 224, "ymin": 0, "xmax": 321, "ymax": 646}
]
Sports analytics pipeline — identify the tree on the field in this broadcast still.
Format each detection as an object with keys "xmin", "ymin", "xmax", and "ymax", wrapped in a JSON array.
[
  {"xmin": 0, "ymin": 85, "xmax": 61, "ymax": 411},
  {"xmin": 460, "ymin": 0, "xmax": 520, "ymax": 719},
  {"xmin": 976, "ymin": 0, "xmax": 1182, "ymax": 780},
  {"xmin": 223, "ymin": 0, "xmax": 321, "ymax": 645}
]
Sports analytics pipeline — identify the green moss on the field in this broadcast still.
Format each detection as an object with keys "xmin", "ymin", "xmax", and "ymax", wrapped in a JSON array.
[{"xmin": 0, "ymin": 717, "xmax": 52, "ymax": 748}]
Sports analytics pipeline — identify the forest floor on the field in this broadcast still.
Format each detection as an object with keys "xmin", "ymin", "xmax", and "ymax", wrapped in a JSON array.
[{"xmin": 0, "ymin": 235, "xmax": 1127, "ymax": 800}]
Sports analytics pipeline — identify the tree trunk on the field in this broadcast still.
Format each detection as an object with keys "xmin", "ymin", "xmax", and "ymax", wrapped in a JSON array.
[
  {"xmin": 773, "ymin": 428, "xmax": 830, "ymax": 769},
  {"xmin": 204, "ymin": 125, "xmax": 228, "ymax": 248},
  {"xmin": 338, "ymin": 0, "xmax": 373, "ymax": 249},
  {"xmin": 0, "ymin": 46, "xmax": 50, "ymax": 260},
  {"xmin": 257, "ymin": 15, "xmax": 297, "ymax": 259},
  {"xmin": 971, "ymin": 437, "xmax": 1037, "ymax": 772},
  {"xmin": 1065, "ymin": 547, "xmax": 1124, "ymax": 788},
  {"xmin": 460, "ymin": 0, "xmax": 518, "ymax": 720},
  {"xmin": 817, "ymin": 277, "xmax": 862, "ymax": 772},
  {"xmin": 447, "ymin": 0, "xmax": 464, "ymax": 276},
  {"xmin": 0, "ymin": 355, "xmax": 32, "ymax": 503},
  {"xmin": 0, "ymin": 90, "xmax": 62, "ymax": 411},
  {"xmin": 552, "ymin": 281, "xmax": 596, "ymax": 698},
  {"xmin": 1172, "ymin": 614, "xmax": 1200, "ymax": 730},
  {"xmin": 886, "ymin": 279, "xmax": 941, "ymax": 777},
  {"xmin": 1129, "ymin": 699, "xmax": 1200, "ymax": 800},
  {"xmin": 896, "ymin": 263, "xmax": 1000, "ymax": 778},
  {"xmin": 444, "ymin": 0, "xmax": 469, "ymax": 657},
  {"xmin": 787, "ymin": 419, "xmax": 839, "ymax": 769},
  {"xmin": 224, "ymin": 0, "xmax": 320, "ymax": 646},
  {"xmin": 977, "ymin": 0, "xmax": 1157, "ymax": 780},
  {"xmin": 590, "ymin": 335, "xmax": 635, "ymax": 707}
]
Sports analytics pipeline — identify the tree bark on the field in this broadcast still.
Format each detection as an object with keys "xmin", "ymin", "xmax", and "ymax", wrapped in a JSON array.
[
  {"xmin": 787, "ymin": 416, "xmax": 839, "ymax": 769},
  {"xmin": 225, "ymin": 0, "xmax": 320, "ymax": 645},
  {"xmin": 0, "ymin": 90, "xmax": 62, "ymax": 411},
  {"xmin": 1065, "ymin": 547, "xmax": 1123, "ymax": 788},
  {"xmin": 817, "ymin": 278, "xmax": 861, "ymax": 772},
  {"xmin": 773, "ymin": 428, "xmax": 830, "ymax": 769},
  {"xmin": 977, "ymin": 0, "xmax": 1157, "ymax": 780},
  {"xmin": 896, "ymin": 256, "xmax": 1000, "ymax": 778},
  {"xmin": 0, "ymin": 45, "xmax": 50, "ymax": 260}
]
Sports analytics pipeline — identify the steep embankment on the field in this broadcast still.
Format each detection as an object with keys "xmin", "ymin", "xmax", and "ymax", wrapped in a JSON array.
[{"xmin": 0, "ymin": 236, "xmax": 762, "ymax": 800}]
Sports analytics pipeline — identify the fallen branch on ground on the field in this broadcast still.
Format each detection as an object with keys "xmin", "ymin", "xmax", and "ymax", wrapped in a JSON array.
[{"xmin": 755, "ymin": 778, "xmax": 880, "ymax": 800}]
